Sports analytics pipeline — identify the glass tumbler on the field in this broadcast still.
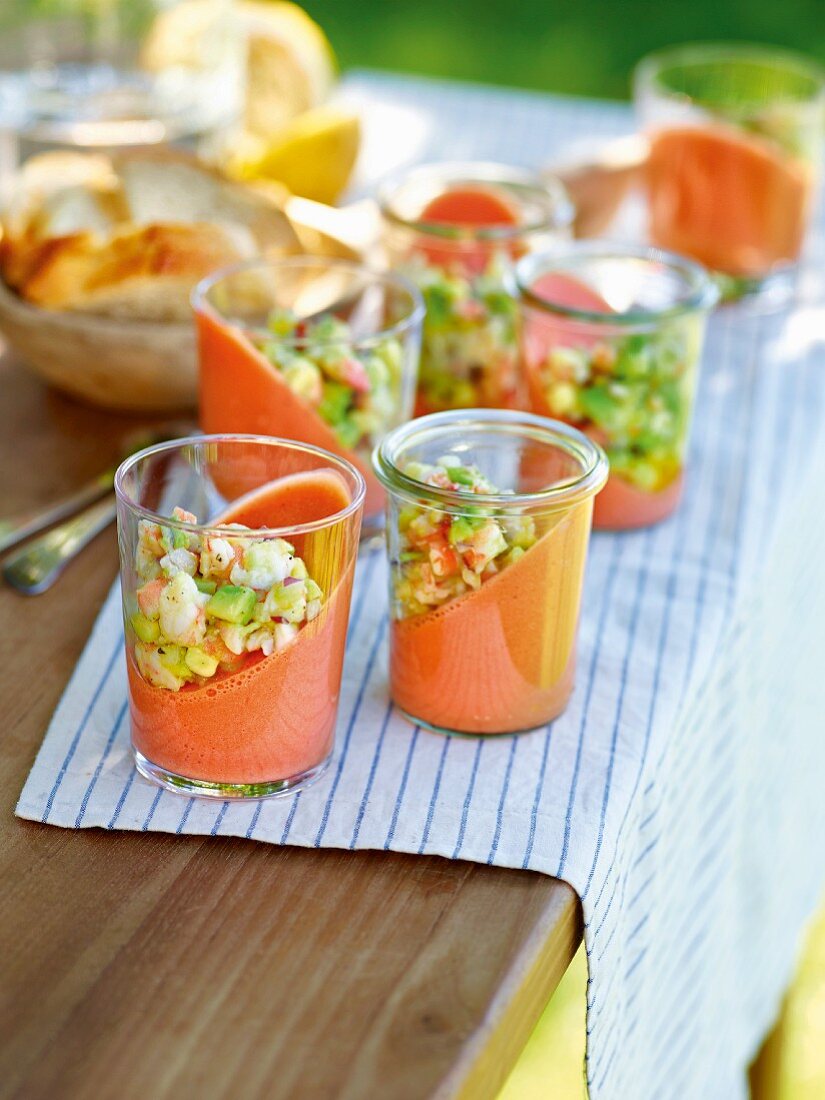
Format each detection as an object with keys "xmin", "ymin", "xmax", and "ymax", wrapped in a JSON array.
[
  {"xmin": 193, "ymin": 257, "xmax": 424, "ymax": 522},
  {"xmin": 373, "ymin": 410, "xmax": 607, "ymax": 736},
  {"xmin": 0, "ymin": 0, "xmax": 242, "ymax": 163},
  {"xmin": 517, "ymin": 245, "xmax": 718, "ymax": 530},
  {"xmin": 635, "ymin": 43, "xmax": 825, "ymax": 299},
  {"xmin": 115, "ymin": 434, "xmax": 365, "ymax": 799},
  {"xmin": 379, "ymin": 162, "xmax": 573, "ymax": 415}
]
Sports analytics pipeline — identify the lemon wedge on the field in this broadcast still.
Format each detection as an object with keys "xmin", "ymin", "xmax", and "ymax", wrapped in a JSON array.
[
  {"xmin": 222, "ymin": 106, "xmax": 360, "ymax": 204},
  {"xmin": 143, "ymin": 0, "xmax": 336, "ymax": 136},
  {"xmin": 238, "ymin": 1, "xmax": 337, "ymax": 135}
]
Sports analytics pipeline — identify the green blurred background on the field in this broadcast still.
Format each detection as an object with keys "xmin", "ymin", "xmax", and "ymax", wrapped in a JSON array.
[{"xmin": 303, "ymin": 0, "xmax": 825, "ymax": 100}]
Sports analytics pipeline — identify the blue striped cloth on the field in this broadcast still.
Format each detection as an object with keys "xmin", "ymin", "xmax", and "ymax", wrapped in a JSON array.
[{"xmin": 17, "ymin": 74, "xmax": 825, "ymax": 1099}]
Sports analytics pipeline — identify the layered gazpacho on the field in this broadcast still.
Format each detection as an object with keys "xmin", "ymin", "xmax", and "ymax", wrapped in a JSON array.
[
  {"xmin": 381, "ymin": 166, "xmax": 571, "ymax": 414},
  {"xmin": 519, "ymin": 258, "xmax": 715, "ymax": 529},
  {"xmin": 383, "ymin": 455, "xmax": 599, "ymax": 734},
  {"xmin": 196, "ymin": 259, "xmax": 421, "ymax": 518},
  {"xmin": 125, "ymin": 468, "xmax": 359, "ymax": 793}
]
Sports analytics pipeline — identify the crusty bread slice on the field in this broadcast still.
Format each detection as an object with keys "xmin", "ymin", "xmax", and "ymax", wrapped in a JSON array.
[
  {"xmin": 111, "ymin": 147, "xmax": 299, "ymax": 252},
  {"xmin": 0, "ymin": 147, "xmax": 301, "ymax": 320},
  {"xmin": 20, "ymin": 222, "xmax": 260, "ymax": 321}
]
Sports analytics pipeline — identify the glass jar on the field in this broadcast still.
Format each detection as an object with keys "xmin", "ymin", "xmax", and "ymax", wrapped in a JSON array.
[
  {"xmin": 193, "ymin": 257, "xmax": 424, "ymax": 522},
  {"xmin": 635, "ymin": 43, "xmax": 825, "ymax": 299},
  {"xmin": 115, "ymin": 434, "xmax": 365, "ymax": 798},
  {"xmin": 517, "ymin": 244, "xmax": 718, "ymax": 529},
  {"xmin": 373, "ymin": 410, "xmax": 607, "ymax": 736},
  {"xmin": 380, "ymin": 162, "xmax": 572, "ymax": 415}
]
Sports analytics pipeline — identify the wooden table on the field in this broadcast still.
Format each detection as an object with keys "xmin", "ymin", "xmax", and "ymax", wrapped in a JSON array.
[{"xmin": 0, "ymin": 349, "xmax": 581, "ymax": 1100}]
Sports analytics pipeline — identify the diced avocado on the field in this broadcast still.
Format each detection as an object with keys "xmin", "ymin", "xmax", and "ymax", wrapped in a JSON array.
[
  {"xmin": 483, "ymin": 287, "xmax": 515, "ymax": 315},
  {"xmin": 283, "ymin": 358, "xmax": 323, "ymax": 403},
  {"xmin": 206, "ymin": 584, "xmax": 257, "ymax": 625},
  {"xmin": 318, "ymin": 381, "xmax": 353, "ymax": 424},
  {"xmin": 194, "ymin": 577, "xmax": 217, "ymax": 595},
  {"xmin": 130, "ymin": 612, "xmax": 160, "ymax": 644},
  {"xmin": 289, "ymin": 558, "xmax": 308, "ymax": 580},
  {"xmin": 444, "ymin": 466, "xmax": 475, "ymax": 487},
  {"xmin": 448, "ymin": 515, "xmax": 475, "ymax": 544},
  {"xmin": 267, "ymin": 308, "xmax": 298, "ymax": 337},
  {"xmin": 423, "ymin": 282, "xmax": 459, "ymax": 326},
  {"xmin": 502, "ymin": 546, "xmax": 526, "ymax": 568},
  {"xmin": 375, "ymin": 338, "xmax": 403, "ymax": 378},
  {"xmin": 261, "ymin": 340, "xmax": 296, "ymax": 371},
  {"xmin": 624, "ymin": 460, "xmax": 661, "ymax": 492},
  {"xmin": 305, "ymin": 579, "xmax": 323, "ymax": 601},
  {"xmin": 310, "ymin": 314, "xmax": 349, "ymax": 343},
  {"xmin": 579, "ymin": 385, "xmax": 626, "ymax": 430},
  {"xmin": 615, "ymin": 335, "xmax": 653, "ymax": 380},
  {"xmin": 157, "ymin": 645, "xmax": 192, "ymax": 681},
  {"xmin": 185, "ymin": 647, "xmax": 219, "ymax": 678},
  {"xmin": 546, "ymin": 380, "xmax": 579, "ymax": 418},
  {"xmin": 399, "ymin": 550, "xmax": 425, "ymax": 563},
  {"xmin": 397, "ymin": 504, "xmax": 419, "ymax": 532},
  {"xmin": 365, "ymin": 353, "xmax": 390, "ymax": 389},
  {"xmin": 509, "ymin": 521, "xmax": 537, "ymax": 550},
  {"xmin": 334, "ymin": 418, "xmax": 362, "ymax": 451}
]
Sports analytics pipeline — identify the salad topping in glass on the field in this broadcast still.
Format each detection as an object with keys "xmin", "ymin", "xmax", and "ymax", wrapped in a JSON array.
[
  {"xmin": 131, "ymin": 506, "xmax": 323, "ymax": 692},
  {"xmin": 254, "ymin": 310, "xmax": 404, "ymax": 453},
  {"xmin": 392, "ymin": 457, "xmax": 536, "ymax": 618}
]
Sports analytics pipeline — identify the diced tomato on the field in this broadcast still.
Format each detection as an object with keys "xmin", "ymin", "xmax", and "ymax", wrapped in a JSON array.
[{"xmin": 430, "ymin": 544, "xmax": 460, "ymax": 578}]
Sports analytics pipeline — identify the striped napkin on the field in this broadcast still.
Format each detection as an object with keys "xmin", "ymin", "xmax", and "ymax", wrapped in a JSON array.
[{"xmin": 16, "ymin": 74, "xmax": 825, "ymax": 1100}]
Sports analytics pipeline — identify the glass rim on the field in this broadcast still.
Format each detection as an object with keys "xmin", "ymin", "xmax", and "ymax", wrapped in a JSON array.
[
  {"xmin": 115, "ymin": 433, "xmax": 367, "ymax": 538},
  {"xmin": 373, "ymin": 409, "xmax": 608, "ymax": 512},
  {"xmin": 635, "ymin": 41, "xmax": 825, "ymax": 107},
  {"xmin": 515, "ymin": 243, "xmax": 720, "ymax": 326},
  {"xmin": 377, "ymin": 160, "xmax": 575, "ymax": 241},
  {"xmin": 191, "ymin": 255, "xmax": 426, "ymax": 351}
]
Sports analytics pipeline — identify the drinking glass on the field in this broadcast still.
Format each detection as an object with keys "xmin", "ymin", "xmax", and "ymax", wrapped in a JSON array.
[
  {"xmin": 517, "ymin": 244, "xmax": 718, "ymax": 529},
  {"xmin": 0, "ymin": 0, "xmax": 242, "ymax": 174},
  {"xmin": 635, "ymin": 43, "xmax": 825, "ymax": 300},
  {"xmin": 373, "ymin": 410, "xmax": 607, "ymax": 736},
  {"xmin": 380, "ymin": 162, "xmax": 573, "ymax": 414},
  {"xmin": 115, "ymin": 434, "xmax": 365, "ymax": 799},
  {"xmin": 193, "ymin": 257, "xmax": 424, "ymax": 521}
]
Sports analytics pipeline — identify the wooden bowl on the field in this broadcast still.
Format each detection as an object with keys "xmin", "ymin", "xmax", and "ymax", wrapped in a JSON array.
[{"xmin": 0, "ymin": 279, "xmax": 197, "ymax": 411}]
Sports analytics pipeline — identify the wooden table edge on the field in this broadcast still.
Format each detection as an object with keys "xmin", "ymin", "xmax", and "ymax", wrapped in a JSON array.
[{"xmin": 437, "ymin": 881, "xmax": 582, "ymax": 1100}]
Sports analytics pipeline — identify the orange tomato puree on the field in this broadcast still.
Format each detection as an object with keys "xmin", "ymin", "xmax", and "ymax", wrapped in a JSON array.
[
  {"xmin": 390, "ymin": 501, "xmax": 593, "ymax": 734},
  {"xmin": 197, "ymin": 307, "xmax": 384, "ymax": 516},
  {"xmin": 416, "ymin": 185, "xmax": 520, "ymax": 273},
  {"xmin": 523, "ymin": 273, "xmax": 683, "ymax": 529},
  {"xmin": 592, "ymin": 470, "xmax": 683, "ymax": 530},
  {"xmin": 646, "ymin": 124, "xmax": 811, "ymax": 277},
  {"xmin": 129, "ymin": 472, "xmax": 355, "ymax": 784}
]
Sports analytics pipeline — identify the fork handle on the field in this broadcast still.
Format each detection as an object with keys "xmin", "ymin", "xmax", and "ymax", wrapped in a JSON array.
[
  {"xmin": 3, "ymin": 494, "xmax": 118, "ymax": 595},
  {"xmin": 0, "ymin": 470, "xmax": 113, "ymax": 554}
]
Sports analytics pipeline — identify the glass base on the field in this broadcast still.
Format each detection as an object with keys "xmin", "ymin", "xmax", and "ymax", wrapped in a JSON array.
[
  {"xmin": 713, "ymin": 265, "xmax": 797, "ymax": 308},
  {"xmin": 397, "ymin": 707, "xmax": 555, "ymax": 740},
  {"xmin": 133, "ymin": 749, "xmax": 330, "ymax": 801}
]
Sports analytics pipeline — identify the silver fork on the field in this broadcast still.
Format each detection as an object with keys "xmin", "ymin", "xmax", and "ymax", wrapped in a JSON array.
[
  {"xmin": 0, "ymin": 468, "xmax": 114, "ymax": 554},
  {"xmin": 3, "ymin": 495, "xmax": 118, "ymax": 595}
]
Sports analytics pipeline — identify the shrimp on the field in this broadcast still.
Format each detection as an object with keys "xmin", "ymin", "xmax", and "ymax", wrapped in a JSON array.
[
  {"xmin": 134, "ymin": 642, "xmax": 187, "ymax": 692},
  {"xmin": 201, "ymin": 536, "xmax": 235, "ymax": 580},
  {"xmin": 244, "ymin": 626, "xmax": 276, "ymax": 657},
  {"xmin": 137, "ymin": 578, "xmax": 166, "ymax": 620},
  {"xmin": 158, "ymin": 573, "xmax": 207, "ymax": 647},
  {"xmin": 159, "ymin": 547, "xmax": 198, "ymax": 577},
  {"xmin": 136, "ymin": 520, "xmax": 166, "ymax": 580},
  {"xmin": 230, "ymin": 539, "xmax": 293, "ymax": 591}
]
